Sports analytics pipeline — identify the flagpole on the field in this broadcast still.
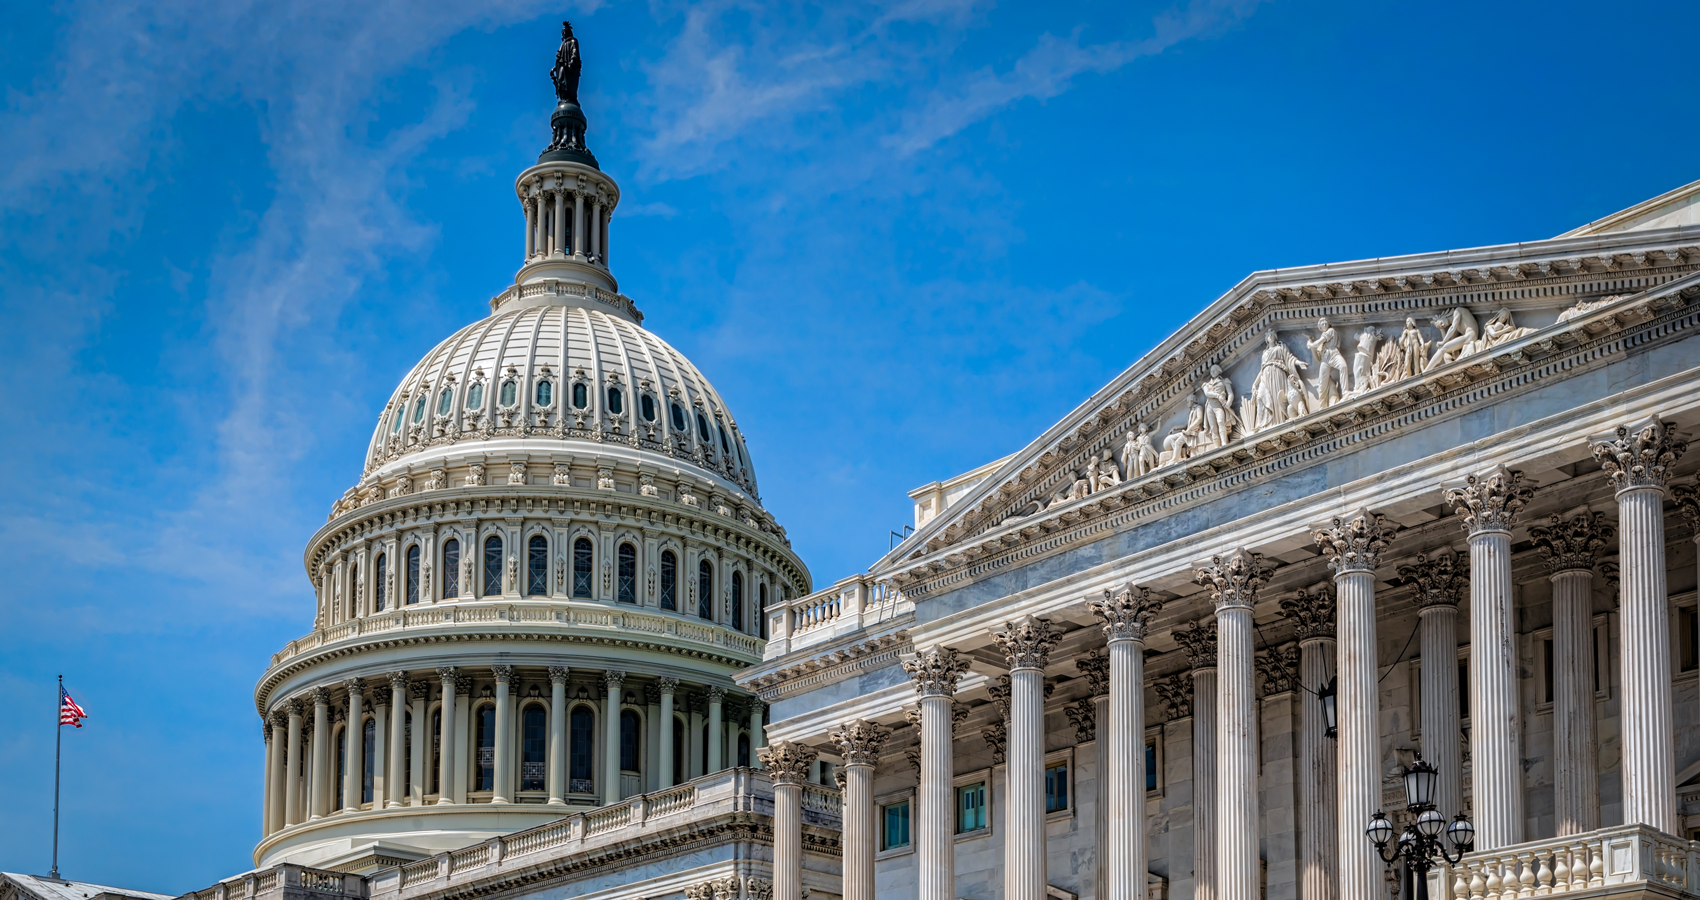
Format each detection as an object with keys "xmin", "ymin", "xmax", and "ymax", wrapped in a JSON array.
[{"xmin": 51, "ymin": 674, "xmax": 62, "ymax": 881}]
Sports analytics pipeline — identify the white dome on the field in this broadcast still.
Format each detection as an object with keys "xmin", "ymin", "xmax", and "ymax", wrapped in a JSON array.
[{"xmin": 360, "ymin": 299, "xmax": 761, "ymax": 504}]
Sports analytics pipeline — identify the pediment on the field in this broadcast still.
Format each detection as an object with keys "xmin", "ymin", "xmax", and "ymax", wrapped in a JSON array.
[
  {"xmin": 878, "ymin": 230, "xmax": 1700, "ymax": 588},
  {"xmin": 1560, "ymin": 177, "xmax": 1700, "ymax": 238}
]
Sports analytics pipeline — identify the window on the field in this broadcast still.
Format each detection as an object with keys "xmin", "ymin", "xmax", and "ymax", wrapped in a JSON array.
[
  {"xmin": 956, "ymin": 781, "xmax": 987, "ymax": 834},
  {"xmin": 881, "ymin": 800, "xmax": 912, "ymax": 851},
  {"xmin": 391, "ymin": 409, "xmax": 404, "ymax": 433},
  {"xmin": 499, "ymin": 379, "xmax": 517, "ymax": 407},
  {"xmin": 528, "ymin": 535, "xmax": 548, "ymax": 596},
  {"xmin": 572, "ymin": 382, "xmax": 588, "ymax": 409},
  {"xmin": 620, "ymin": 710, "xmax": 641, "ymax": 772},
  {"xmin": 405, "ymin": 544, "xmax": 420, "ymax": 605},
  {"xmin": 483, "ymin": 536, "xmax": 503, "ymax": 596},
  {"xmin": 758, "ymin": 584, "xmax": 768, "ymax": 639},
  {"xmin": 737, "ymin": 733, "xmax": 751, "ymax": 768},
  {"xmin": 696, "ymin": 411, "xmax": 711, "ymax": 442},
  {"xmin": 1045, "ymin": 762, "xmax": 1069, "ymax": 812},
  {"xmin": 522, "ymin": 706, "xmax": 547, "ymax": 791},
  {"xmin": 374, "ymin": 552, "xmax": 387, "ymax": 612},
  {"xmin": 617, "ymin": 543, "xmax": 637, "ymax": 603},
  {"xmin": 1542, "ymin": 638, "xmax": 1555, "ymax": 704},
  {"xmin": 640, "ymin": 393, "xmax": 657, "ymax": 422},
  {"xmin": 660, "ymin": 550, "xmax": 677, "ymax": 610},
  {"xmin": 346, "ymin": 560, "xmax": 359, "ymax": 619},
  {"xmin": 1681, "ymin": 607, "xmax": 1699, "ymax": 673},
  {"xmin": 570, "ymin": 707, "xmax": 595, "ymax": 790},
  {"xmin": 1460, "ymin": 659, "xmax": 1470, "ymax": 720},
  {"xmin": 475, "ymin": 705, "xmax": 495, "ymax": 791},
  {"xmin": 430, "ymin": 709, "xmax": 442, "ymax": 795},
  {"xmin": 442, "ymin": 539, "xmax": 460, "ymax": 599},
  {"xmin": 731, "ymin": 571, "xmax": 744, "ymax": 632},
  {"xmin": 335, "ymin": 729, "xmax": 346, "ymax": 810},
  {"xmin": 535, "ymin": 380, "xmax": 553, "ymax": 407},
  {"xmin": 698, "ymin": 559, "xmax": 714, "ymax": 620},
  {"xmin": 606, "ymin": 386, "xmax": 624, "ymax": 415},
  {"xmin": 717, "ymin": 423, "xmax": 731, "ymax": 455},
  {"xmin": 573, "ymin": 538, "xmax": 593, "ymax": 598},
  {"xmin": 362, "ymin": 718, "xmax": 376, "ymax": 803},
  {"xmin": 437, "ymin": 387, "xmax": 453, "ymax": 416},
  {"xmin": 670, "ymin": 403, "xmax": 687, "ymax": 432},
  {"xmin": 403, "ymin": 711, "xmax": 412, "ymax": 791},
  {"xmin": 672, "ymin": 717, "xmax": 686, "ymax": 785},
  {"xmin": 412, "ymin": 394, "xmax": 427, "ymax": 423},
  {"xmin": 466, "ymin": 381, "xmax": 484, "ymax": 410},
  {"xmin": 1146, "ymin": 742, "xmax": 1158, "ymax": 792}
]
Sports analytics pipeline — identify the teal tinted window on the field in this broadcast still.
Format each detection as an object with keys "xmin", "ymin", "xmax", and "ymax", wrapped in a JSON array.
[
  {"xmin": 956, "ymin": 782, "xmax": 986, "ymax": 833},
  {"xmin": 1045, "ymin": 763, "xmax": 1068, "ymax": 812},
  {"xmin": 412, "ymin": 395, "xmax": 427, "ymax": 423},
  {"xmin": 535, "ymin": 380, "xmax": 553, "ymax": 407},
  {"xmin": 466, "ymin": 382, "xmax": 484, "ymax": 409},
  {"xmin": 499, "ymin": 380, "xmax": 517, "ymax": 407},
  {"xmin": 640, "ymin": 393, "xmax": 657, "ymax": 422},
  {"xmin": 1146, "ymin": 743, "xmax": 1158, "ymax": 791},
  {"xmin": 606, "ymin": 387, "xmax": 624, "ymax": 415},
  {"xmin": 882, "ymin": 800, "xmax": 911, "ymax": 850},
  {"xmin": 572, "ymin": 382, "xmax": 588, "ymax": 409},
  {"xmin": 391, "ymin": 411, "xmax": 404, "ymax": 434},
  {"xmin": 437, "ymin": 388, "xmax": 453, "ymax": 416}
]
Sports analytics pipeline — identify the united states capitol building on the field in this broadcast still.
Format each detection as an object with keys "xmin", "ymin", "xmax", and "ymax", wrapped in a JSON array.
[{"xmin": 12, "ymin": 23, "xmax": 1700, "ymax": 900}]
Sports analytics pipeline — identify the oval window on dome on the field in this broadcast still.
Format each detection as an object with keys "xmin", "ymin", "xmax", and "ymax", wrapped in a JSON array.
[
  {"xmin": 535, "ymin": 380, "xmax": 553, "ymax": 407},
  {"xmin": 640, "ymin": 393, "xmax": 657, "ymax": 422},
  {"xmin": 717, "ymin": 423, "xmax": 731, "ymax": 454},
  {"xmin": 499, "ymin": 379, "xmax": 517, "ymax": 407},
  {"xmin": 696, "ymin": 412, "xmax": 711, "ymax": 442},
  {"xmin": 413, "ymin": 395, "xmax": 427, "ymax": 424},
  {"xmin": 607, "ymin": 386, "xmax": 624, "ymax": 415},
  {"xmin": 437, "ymin": 387, "xmax": 453, "ymax": 416},
  {"xmin": 670, "ymin": 403, "xmax": 687, "ymax": 432},
  {"xmin": 572, "ymin": 382, "xmax": 588, "ymax": 409},
  {"xmin": 466, "ymin": 382, "xmax": 484, "ymax": 409},
  {"xmin": 391, "ymin": 408, "xmax": 405, "ymax": 434}
]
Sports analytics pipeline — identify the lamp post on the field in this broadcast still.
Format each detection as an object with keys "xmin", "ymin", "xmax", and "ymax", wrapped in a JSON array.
[{"xmin": 1366, "ymin": 754, "xmax": 1474, "ymax": 900}]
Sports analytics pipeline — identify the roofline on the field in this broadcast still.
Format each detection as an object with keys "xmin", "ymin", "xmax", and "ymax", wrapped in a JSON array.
[{"xmin": 1555, "ymin": 177, "xmax": 1700, "ymax": 239}]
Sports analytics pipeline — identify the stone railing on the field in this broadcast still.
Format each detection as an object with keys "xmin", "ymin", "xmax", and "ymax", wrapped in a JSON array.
[
  {"xmin": 366, "ymin": 767, "xmax": 827, "ymax": 900},
  {"xmin": 177, "ymin": 864, "xmax": 365, "ymax": 900},
  {"xmin": 1432, "ymin": 824, "xmax": 1700, "ymax": 900},
  {"xmin": 271, "ymin": 600, "xmax": 763, "ymax": 668},
  {"xmin": 765, "ymin": 574, "xmax": 911, "ymax": 657},
  {"xmin": 488, "ymin": 278, "xmax": 643, "ymax": 322}
]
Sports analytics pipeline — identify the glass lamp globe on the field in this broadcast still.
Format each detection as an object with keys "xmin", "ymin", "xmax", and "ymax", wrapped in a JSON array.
[
  {"xmin": 1319, "ymin": 677, "xmax": 1338, "ymax": 739},
  {"xmin": 1417, "ymin": 808, "xmax": 1445, "ymax": 837},
  {"xmin": 1448, "ymin": 814, "xmax": 1476, "ymax": 849},
  {"xmin": 1366, "ymin": 812, "xmax": 1395, "ymax": 846},
  {"xmin": 1404, "ymin": 756, "xmax": 1439, "ymax": 810}
]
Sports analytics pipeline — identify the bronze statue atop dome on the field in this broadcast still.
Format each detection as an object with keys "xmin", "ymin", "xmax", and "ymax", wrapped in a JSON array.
[
  {"xmin": 540, "ymin": 20, "xmax": 597, "ymax": 167},
  {"xmin": 551, "ymin": 21, "xmax": 581, "ymax": 106}
]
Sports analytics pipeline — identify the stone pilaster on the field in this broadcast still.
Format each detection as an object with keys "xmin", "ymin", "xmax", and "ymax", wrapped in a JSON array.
[
  {"xmin": 1089, "ymin": 584, "xmax": 1162, "ymax": 900},
  {"xmin": 831, "ymin": 721, "xmax": 891, "ymax": 900},
  {"xmin": 1175, "ymin": 616, "xmax": 1217, "ymax": 900},
  {"xmin": 1532, "ymin": 510, "xmax": 1612, "ymax": 835},
  {"xmin": 762, "ymin": 740, "xmax": 819, "ymax": 900},
  {"xmin": 548, "ymin": 666, "xmax": 569, "ymax": 805},
  {"xmin": 1593, "ymin": 416, "xmax": 1688, "ymax": 834},
  {"xmin": 408, "ymin": 680, "xmax": 429, "ymax": 804},
  {"xmin": 992, "ymin": 616, "xmax": 1062, "ymax": 900},
  {"xmin": 1314, "ymin": 510, "xmax": 1395, "ymax": 900},
  {"xmin": 1445, "ymin": 467, "xmax": 1533, "ymax": 849},
  {"xmin": 1195, "ymin": 550, "xmax": 1271, "ymax": 900},
  {"xmin": 1282, "ymin": 585, "xmax": 1337, "ymax": 900},
  {"xmin": 1399, "ymin": 547, "xmax": 1468, "ymax": 823},
  {"xmin": 902, "ymin": 647, "xmax": 970, "ymax": 900},
  {"xmin": 369, "ymin": 683, "xmax": 391, "ymax": 806}
]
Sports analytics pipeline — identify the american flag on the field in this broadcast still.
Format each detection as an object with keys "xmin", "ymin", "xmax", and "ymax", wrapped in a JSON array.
[{"xmin": 59, "ymin": 688, "xmax": 87, "ymax": 728}]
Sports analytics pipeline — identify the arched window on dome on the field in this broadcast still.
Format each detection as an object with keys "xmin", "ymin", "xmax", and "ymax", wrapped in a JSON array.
[
  {"xmin": 528, "ymin": 534, "xmax": 548, "ymax": 596},
  {"xmin": 483, "ymin": 536, "xmax": 503, "ymax": 597},
  {"xmin": 572, "ymin": 382, "xmax": 588, "ymax": 410},
  {"xmin": 522, "ymin": 705, "xmax": 547, "ymax": 791},
  {"xmin": 570, "ymin": 706, "xmax": 594, "ymax": 793},
  {"xmin": 442, "ymin": 539, "xmax": 460, "ymax": 599},
  {"xmin": 437, "ymin": 386, "xmax": 454, "ymax": 417},
  {"xmin": 374, "ymin": 552, "xmax": 387, "ymax": 612},
  {"xmin": 334, "ymin": 727, "xmax": 346, "ymax": 811},
  {"xmin": 698, "ymin": 559, "xmax": 714, "ymax": 621},
  {"xmin": 730, "ymin": 571, "xmax": 744, "ymax": 633},
  {"xmin": 617, "ymin": 543, "xmax": 636, "ymax": 604},
  {"xmin": 347, "ymin": 559, "xmax": 359, "ymax": 619},
  {"xmin": 670, "ymin": 403, "xmax": 687, "ymax": 433},
  {"xmin": 717, "ymin": 423, "xmax": 731, "ymax": 455},
  {"xmin": 362, "ymin": 717, "xmax": 376, "ymax": 804},
  {"xmin": 606, "ymin": 386, "xmax": 624, "ymax": 415},
  {"xmin": 475, "ymin": 704, "xmax": 495, "ymax": 792},
  {"xmin": 466, "ymin": 381, "xmax": 484, "ymax": 410},
  {"xmin": 573, "ymin": 537, "xmax": 593, "ymax": 598},
  {"xmin": 391, "ymin": 407, "xmax": 404, "ymax": 434},
  {"xmin": 412, "ymin": 394, "xmax": 427, "ymax": 424},
  {"xmin": 695, "ymin": 411, "xmax": 711, "ymax": 443},
  {"xmin": 499, "ymin": 378, "xmax": 518, "ymax": 408},
  {"xmin": 535, "ymin": 379, "xmax": 553, "ymax": 408},
  {"xmin": 758, "ymin": 583, "xmax": 768, "ymax": 639},
  {"xmin": 620, "ymin": 709, "xmax": 641, "ymax": 775},
  {"xmin": 659, "ymin": 550, "xmax": 677, "ymax": 611},
  {"xmin": 405, "ymin": 544, "xmax": 420, "ymax": 605},
  {"xmin": 640, "ymin": 393, "xmax": 657, "ymax": 422}
]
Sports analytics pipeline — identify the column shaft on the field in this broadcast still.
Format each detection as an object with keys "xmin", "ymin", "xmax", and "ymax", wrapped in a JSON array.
[
  {"xmin": 523, "ymin": 200, "xmax": 534, "ymax": 259},
  {"xmin": 409, "ymin": 690, "xmax": 427, "ymax": 804},
  {"xmin": 1468, "ymin": 529, "xmax": 1523, "ymax": 848},
  {"xmin": 372, "ymin": 704, "xmax": 388, "ymax": 807},
  {"xmin": 1192, "ymin": 668, "xmax": 1218, "ymax": 900},
  {"xmin": 343, "ymin": 688, "xmax": 364, "ymax": 812},
  {"xmin": 589, "ymin": 202, "xmax": 602, "ymax": 260},
  {"xmin": 548, "ymin": 672, "xmax": 567, "ymax": 805},
  {"xmin": 1107, "ymin": 639, "xmax": 1147, "ymax": 900},
  {"xmin": 437, "ymin": 673, "xmax": 457, "ymax": 805},
  {"xmin": 603, "ymin": 674, "xmax": 624, "ymax": 804},
  {"xmin": 659, "ymin": 685, "xmax": 676, "ymax": 787},
  {"xmin": 750, "ymin": 702, "xmax": 766, "ymax": 768},
  {"xmin": 1336, "ymin": 569, "xmax": 1380, "ymax": 900},
  {"xmin": 1298, "ymin": 637, "xmax": 1337, "ymax": 900},
  {"xmin": 551, "ymin": 190, "xmax": 565, "ymax": 258},
  {"xmin": 919, "ymin": 693, "xmax": 955, "ymax": 900},
  {"xmin": 1418, "ymin": 605, "xmax": 1462, "ymax": 820},
  {"xmin": 707, "ymin": 691, "xmax": 725, "ymax": 772},
  {"xmin": 774, "ymin": 781, "xmax": 804, "ymax": 899},
  {"xmin": 1216, "ymin": 605, "xmax": 1259, "ymax": 900},
  {"xmin": 1552, "ymin": 569, "xmax": 1599, "ymax": 834},
  {"xmin": 310, "ymin": 696, "xmax": 329, "ymax": 819},
  {"xmin": 1618, "ymin": 487, "xmax": 1676, "ymax": 832},
  {"xmin": 531, "ymin": 196, "xmax": 545, "ymax": 260},
  {"xmin": 572, "ymin": 193, "xmax": 585, "ymax": 257},
  {"xmin": 1008, "ymin": 667, "xmax": 1046, "ymax": 900},
  {"xmin": 843, "ymin": 761, "xmax": 876, "ymax": 900},
  {"xmin": 493, "ymin": 672, "xmax": 513, "ymax": 803},
  {"xmin": 267, "ymin": 721, "xmax": 287, "ymax": 833}
]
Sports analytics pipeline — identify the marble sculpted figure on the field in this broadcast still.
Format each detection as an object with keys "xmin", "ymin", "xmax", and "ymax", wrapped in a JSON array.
[
  {"xmin": 1305, "ymin": 317, "xmax": 1350, "ymax": 408},
  {"xmin": 1201, "ymin": 364, "xmax": 1238, "ymax": 449},
  {"xmin": 1351, "ymin": 326, "xmax": 1380, "ymax": 395},
  {"xmin": 1249, "ymin": 331, "xmax": 1308, "ymax": 431},
  {"xmin": 1125, "ymin": 424, "xmax": 1159, "ymax": 478},
  {"xmin": 1429, "ymin": 306, "xmax": 1480, "ymax": 369}
]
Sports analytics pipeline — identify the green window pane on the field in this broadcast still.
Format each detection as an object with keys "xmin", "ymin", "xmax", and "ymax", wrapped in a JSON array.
[
  {"xmin": 882, "ymin": 801, "xmax": 911, "ymax": 850},
  {"xmin": 956, "ymin": 782, "xmax": 986, "ymax": 834}
]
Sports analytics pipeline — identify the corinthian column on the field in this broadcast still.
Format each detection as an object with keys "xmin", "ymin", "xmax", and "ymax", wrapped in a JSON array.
[
  {"xmin": 1089, "ymin": 585, "xmax": 1163, "ymax": 900},
  {"xmin": 992, "ymin": 616, "xmax": 1062, "ymax": 900},
  {"xmin": 1075, "ymin": 648, "xmax": 1112, "ymax": 900},
  {"xmin": 1314, "ymin": 510, "xmax": 1396, "ymax": 900},
  {"xmin": 1279, "ymin": 586, "xmax": 1337, "ymax": 900},
  {"xmin": 386, "ymin": 672, "xmax": 407, "ymax": 808},
  {"xmin": 268, "ymin": 712, "xmax": 288, "ymax": 834},
  {"xmin": 1445, "ymin": 467, "xmax": 1534, "ymax": 849},
  {"xmin": 1532, "ymin": 510, "xmax": 1611, "ymax": 835},
  {"xmin": 831, "ymin": 721, "xmax": 891, "ymax": 900},
  {"xmin": 902, "ymin": 647, "xmax": 970, "ymax": 900},
  {"xmin": 342, "ymin": 678, "xmax": 365, "ymax": 813},
  {"xmin": 309, "ymin": 687, "xmax": 331, "ymax": 820},
  {"xmin": 1398, "ymin": 548, "xmax": 1468, "ymax": 822},
  {"xmin": 1594, "ymin": 417, "xmax": 1688, "ymax": 834},
  {"xmin": 658, "ymin": 677, "xmax": 679, "ymax": 787},
  {"xmin": 548, "ymin": 666, "xmax": 569, "ymax": 805},
  {"xmin": 603, "ymin": 671, "xmax": 626, "ymax": 805},
  {"xmin": 1195, "ymin": 550, "xmax": 1273, "ymax": 900},
  {"xmin": 436, "ymin": 667, "xmax": 458, "ymax": 805},
  {"xmin": 762, "ymin": 740, "xmax": 819, "ymax": 900},
  {"xmin": 492, "ymin": 665, "xmax": 513, "ymax": 803},
  {"xmin": 707, "ymin": 687, "xmax": 726, "ymax": 772},
  {"xmin": 1174, "ymin": 617, "xmax": 1217, "ymax": 900}
]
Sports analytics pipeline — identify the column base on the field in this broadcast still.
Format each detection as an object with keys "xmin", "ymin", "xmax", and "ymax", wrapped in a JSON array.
[
  {"xmin": 491, "ymin": 797, "xmax": 510, "ymax": 805},
  {"xmin": 546, "ymin": 798, "xmax": 565, "ymax": 806},
  {"xmin": 436, "ymin": 798, "xmax": 455, "ymax": 806}
]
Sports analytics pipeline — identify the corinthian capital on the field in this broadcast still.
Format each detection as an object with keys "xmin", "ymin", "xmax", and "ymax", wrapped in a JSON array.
[
  {"xmin": 1088, "ymin": 584, "xmax": 1163, "ymax": 644},
  {"xmin": 1530, "ymin": 510, "xmax": 1614, "ymax": 574},
  {"xmin": 1313, "ymin": 510, "xmax": 1395, "ymax": 574},
  {"xmin": 1075, "ymin": 648, "xmax": 1110, "ymax": 697},
  {"xmin": 388, "ymin": 671, "xmax": 409, "ymax": 695},
  {"xmin": 548, "ymin": 666, "xmax": 570, "ymax": 685},
  {"xmin": 1444, "ymin": 466, "xmax": 1534, "ymax": 534},
  {"xmin": 902, "ymin": 646, "xmax": 969, "ymax": 698},
  {"xmin": 1173, "ymin": 617, "xmax": 1218, "ymax": 669},
  {"xmin": 1592, "ymin": 415, "xmax": 1688, "ymax": 494},
  {"xmin": 1194, "ymin": 547, "xmax": 1273, "ymax": 608},
  {"xmin": 1397, "ymin": 547, "xmax": 1468, "ymax": 608},
  {"xmin": 1279, "ymin": 584, "xmax": 1336, "ymax": 640},
  {"xmin": 342, "ymin": 677, "xmax": 366, "ymax": 701},
  {"xmin": 492, "ymin": 665, "xmax": 513, "ymax": 685},
  {"xmin": 829, "ymin": 720, "xmax": 891, "ymax": 767},
  {"xmin": 309, "ymin": 686, "xmax": 333, "ymax": 707},
  {"xmin": 759, "ymin": 740, "xmax": 818, "ymax": 785},
  {"xmin": 991, "ymin": 615, "xmax": 1061, "ymax": 671}
]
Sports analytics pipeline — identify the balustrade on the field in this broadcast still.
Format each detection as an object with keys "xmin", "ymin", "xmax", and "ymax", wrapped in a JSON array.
[{"xmin": 1441, "ymin": 825, "xmax": 1697, "ymax": 900}]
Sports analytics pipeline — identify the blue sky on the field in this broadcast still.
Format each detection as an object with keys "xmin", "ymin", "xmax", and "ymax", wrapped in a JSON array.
[{"xmin": 2, "ymin": 0, "xmax": 1697, "ymax": 889}]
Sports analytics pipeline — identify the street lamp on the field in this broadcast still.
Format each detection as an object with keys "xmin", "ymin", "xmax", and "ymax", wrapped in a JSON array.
[{"xmin": 1365, "ymin": 753, "xmax": 1473, "ymax": 900}]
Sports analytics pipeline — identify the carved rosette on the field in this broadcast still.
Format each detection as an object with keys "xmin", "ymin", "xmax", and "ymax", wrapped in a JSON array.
[
  {"xmin": 1397, "ymin": 547, "xmax": 1468, "ymax": 608},
  {"xmin": 829, "ymin": 720, "xmax": 891, "ymax": 768},
  {"xmin": 1530, "ymin": 511, "xmax": 1614, "ymax": 574},
  {"xmin": 1076, "ymin": 648, "xmax": 1110, "ymax": 697},
  {"xmin": 902, "ymin": 646, "xmax": 969, "ymax": 698},
  {"xmin": 1065, "ymin": 698, "xmax": 1096, "ymax": 742},
  {"xmin": 1194, "ymin": 547, "xmax": 1273, "ymax": 609},
  {"xmin": 991, "ymin": 615, "xmax": 1062, "ymax": 671},
  {"xmin": 759, "ymin": 740, "xmax": 818, "ymax": 785},
  {"xmin": 1592, "ymin": 415, "xmax": 1689, "ymax": 493},
  {"xmin": 1278, "ymin": 584, "xmax": 1336, "ymax": 640},
  {"xmin": 1154, "ymin": 673, "xmax": 1192, "ymax": 720},
  {"xmin": 548, "ymin": 666, "xmax": 570, "ymax": 686},
  {"xmin": 1088, "ymin": 583, "xmax": 1164, "ymax": 644},
  {"xmin": 1444, "ymin": 465, "xmax": 1534, "ymax": 534},
  {"xmin": 1173, "ymin": 617, "xmax": 1218, "ymax": 669},
  {"xmin": 1313, "ymin": 510, "xmax": 1395, "ymax": 574}
]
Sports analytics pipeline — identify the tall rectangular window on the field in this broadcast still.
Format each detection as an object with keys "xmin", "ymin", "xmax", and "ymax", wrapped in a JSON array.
[
  {"xmin": 1681, "ymin": 607, "xmax": 1699, "ymax": 672},
  {"xmin": 956, "ymin": 781, "xmax": 987, "ymax": 834},
  {"xmin": 442, "ymin": 539, "xmax": 460, "ymax": 599},
  {"xmin": 1459, "ymin": 659, "xmax": 1470, "ymax": 720},
  {"xmin": 881, "ymin": 800, "xmax": 911, "ymax": 851},
  {"xmin": 1045, "ymin": 762, "xmax": 1069, "ymax": 812},
  {"xmin": 1542, "ymin": 638, "xmax": 1555, "ymax": 704},
  {"xmin": 1145, "ymin": 742, "xmax": 1158, "ymax": 791}
]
